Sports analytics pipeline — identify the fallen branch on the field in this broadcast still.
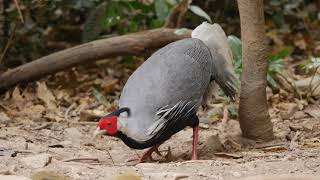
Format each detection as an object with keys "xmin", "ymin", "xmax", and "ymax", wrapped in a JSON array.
[
  {"xmin": 0, "ymin": 28, "xmax": 191, "ymax": 92},
  {"xmin": 13, "ymin": 0, "xmax": 24, "ymax": 23}
]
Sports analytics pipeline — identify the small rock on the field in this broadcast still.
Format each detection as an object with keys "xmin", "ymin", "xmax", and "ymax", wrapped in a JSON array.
[
  {"xmin": 232, "ymin": 172, "xmax": 241, "ymax": 177},
  {"xmin": 280, "ymin": 103, "xmax": 298, "ymax": 119},
  {"xmin": 201, "ymin": 135, "xmax": 224, "ymax": 154},
  {"xmin": 199, "ymin": 123, "xmax": 209, "ymax": 129},
  {"xmin": 20, "ymin": 153, "xmax": 52, "ymax": 169},
  {"xmin": 289, "ymin": 124, "xmax": 303, "ymax": 131},
  {"xmin": 0, "ymin": 175, "xmax": 31, "ymax": 180},
  {"xmin": 302, "ymin": 119, "xmax": 317, "ymax": 131},
  {"xmin": 64, "ymin": 127, "xmax": 83, "ymax": 140},
  {"xmin": 292, "ymin": 111, "xmax": 308, "ymax": 120}
]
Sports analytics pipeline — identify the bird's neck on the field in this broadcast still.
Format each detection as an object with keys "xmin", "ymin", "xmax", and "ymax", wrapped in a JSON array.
[{"xmin": 115, "ymin": 131, "xmax": 155, "ymax": 149}]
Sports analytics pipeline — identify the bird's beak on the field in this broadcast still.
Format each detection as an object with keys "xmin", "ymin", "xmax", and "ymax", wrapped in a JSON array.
[{"xmin": 92, "ymin": 127, "xmax": 106, "ymax": 138}]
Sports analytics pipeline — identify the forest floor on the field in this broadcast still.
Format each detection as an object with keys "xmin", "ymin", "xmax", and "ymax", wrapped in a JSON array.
[{"xmin": 0, "ymin": 59, "xmax": 320, "ymax": 180}]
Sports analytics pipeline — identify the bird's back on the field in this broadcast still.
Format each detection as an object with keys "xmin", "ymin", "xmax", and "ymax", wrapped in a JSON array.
[{"xmin": 119, "ymin": 38, "xmax": 213, "ymax": 136}]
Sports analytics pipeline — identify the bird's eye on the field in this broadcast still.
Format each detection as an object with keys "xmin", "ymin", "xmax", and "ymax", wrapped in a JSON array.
[{"xmin": 107, "ymin": 122, "xmax": 112, "ymax": 126}]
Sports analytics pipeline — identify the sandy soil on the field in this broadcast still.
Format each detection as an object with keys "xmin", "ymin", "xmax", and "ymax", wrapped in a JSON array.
[{"xmin": 1, "ymin": 116, "xmax": 320, "ymax": 180}]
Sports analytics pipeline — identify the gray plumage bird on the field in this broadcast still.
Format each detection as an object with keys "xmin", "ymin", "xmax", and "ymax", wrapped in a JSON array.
[{"xmin": 94, "ymin": 22, "xmax": 237, "ymax": 162}]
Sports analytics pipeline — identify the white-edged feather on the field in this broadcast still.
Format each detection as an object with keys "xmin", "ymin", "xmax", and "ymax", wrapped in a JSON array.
[{"xmin": 192, "ymin": 22, "xmax": 234, "ymax": 75}]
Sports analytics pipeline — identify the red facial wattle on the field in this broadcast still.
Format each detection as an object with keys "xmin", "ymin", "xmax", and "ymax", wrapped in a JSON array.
[{"xmin": 98, "ymin": 116, "xmax": 118, "ymax": 135}]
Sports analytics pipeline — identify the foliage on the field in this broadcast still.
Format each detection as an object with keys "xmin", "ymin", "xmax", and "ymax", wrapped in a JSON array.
[
  {"xmin": 305, "ymin": 57, "xmax": 320, "ymax": 70},
  {"xmin": 82, "ymin": 0, "xmax": 211, "ymax": 42},
  {"xmin": 1, "ymin": 0, "xmax": 103, "ymax": 67},
  {"xmin": 228, "ymin": 35, "xmax": 291, "ymax": 88}
]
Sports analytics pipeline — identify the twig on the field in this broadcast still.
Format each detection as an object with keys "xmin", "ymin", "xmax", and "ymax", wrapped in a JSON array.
[
  {"xmin": 222, "ymin": 105, "xmax": 229, "ymax": 124},
  {"xmin": 31, "ymin": 122, "xmax": 52, "ymax": 130},
  {"xmin": 307, "ymin": 66, "xmax": 319, "ymax": 98},
  {"xmin": 62, "ymin": 161, "xmax": 97, "ymax": 169},
  {"xmin": 64, "ymin": 103, "xmax": 76, "ymax": 121},
  {"xmin": 106, "ymin": 150, "xmax": 115, "ymax": 165},
  {"xmin": 277, "ymin": 73, "xmax": 302, "ymax": 99},
  {"xmin": 310, "ymin": 80, "xmax": 320, "ymax": 97},
  {"xmin": 255, "ymin": 143, "xmax": 286, "ymax": 149},
  {"xmin": 13, "ymin": 0, "xmax": 24, "ymax": 23},
  {"xmin": 62, "ymin": 157, "xmax": 100, "ymax": 163},
  {"xmin": 0, "ymin": 26, "xmax": 16, "ymax": 65},
  {"xmin": 0, "ymin": 102, "xmax": 10, "ymax": 111},
  {"xmin": 88, "ymin": 162, "xmax": 135, "ymax": 166}
]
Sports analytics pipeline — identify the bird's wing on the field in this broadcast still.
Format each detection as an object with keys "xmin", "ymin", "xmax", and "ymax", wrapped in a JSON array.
[{"xmin": 145, "ymin": 101, "xmax": 197, "ymax": 139}]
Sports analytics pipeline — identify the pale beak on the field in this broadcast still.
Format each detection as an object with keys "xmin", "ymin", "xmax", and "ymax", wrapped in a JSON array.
[{"xmin": 92, "ymin": 127, "xmax": 106, "ymax": 139}]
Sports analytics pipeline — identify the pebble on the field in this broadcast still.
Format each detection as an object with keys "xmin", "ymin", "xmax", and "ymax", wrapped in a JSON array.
[
  {"xmin": 232, "ymin": 172, "xmax": 241, "ymax": 177},
  {"xmin": 20, "ymin": 153, "xmax": 52, "ymax": 169}
]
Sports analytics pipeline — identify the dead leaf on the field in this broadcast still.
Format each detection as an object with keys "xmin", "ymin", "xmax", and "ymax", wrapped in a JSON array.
[
  {"xmin": 0, "ymin": 112, "xmax": 10, "ymax": 122},
  {"xmin": 294, "ymin": 39, "xmax": 307, "ymax": 50},
  {"xmin": 79, "ymin": 111, "xmax": 101, "ymax": 122},
  {"xmin": 101, "ymin": 78, "xmax": 119, "ymax": 94},
  {"xmin": 303, "ymin": 142, "xmax": 320, "ymax": 148},
  {"xmin": 223, "ymin": 138, "xmax": 242, "ymax": 151},
  {"xmin": 12, "ymin": 87, "xmax": 24, "ymax": 102},
  {"xmin": 20, "ymin": 104, "xmax": 45, "ymax": 120},
  {"xmin": 37, "ymin": 82, "xmax": 57, "ymax": 109},
  {"xmin": 44, "ymin": 112, "xmax": 64, "ymax": 122},
  {"xmin": 305, "ymin": 105, "xmax": 320, "ymax": 120},
  {"xmin": 214, "ymin": 152, "xmax": 243, "ymax": 159}
]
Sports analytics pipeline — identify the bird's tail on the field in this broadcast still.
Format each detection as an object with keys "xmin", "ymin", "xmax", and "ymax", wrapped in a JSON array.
[{"xmin": 192, "ymin": 22, "xmax": 237, "ymax": 101}]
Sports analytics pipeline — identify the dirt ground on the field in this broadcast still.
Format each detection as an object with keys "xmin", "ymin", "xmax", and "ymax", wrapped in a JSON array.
[{"xmin": 0, "ymin": 60, "xmax": 320, "ymax": 180}]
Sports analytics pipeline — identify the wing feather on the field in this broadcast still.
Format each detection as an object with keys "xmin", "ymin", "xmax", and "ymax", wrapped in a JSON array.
[{"xmin": 146, "ymin": 101, "xmax": 197, "ymax": 139}]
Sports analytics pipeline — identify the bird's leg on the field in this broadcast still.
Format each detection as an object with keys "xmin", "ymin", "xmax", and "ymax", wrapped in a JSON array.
[
  {"xmin": 139, "ymin": 143, "xmax": 162, "ymax": 163},
  {"xmin": 191, "ymin": 126, "xmax": 199, "ymax": 160}
]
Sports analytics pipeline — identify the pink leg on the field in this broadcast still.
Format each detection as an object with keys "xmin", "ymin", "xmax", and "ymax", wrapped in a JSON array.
[
  {"xmin": 191, "ymin": 126, "xmax": 198, "ymax": 160},
  {"xmin": 139, "ymin": 144, "xmax": 162, "ymax": 163}
]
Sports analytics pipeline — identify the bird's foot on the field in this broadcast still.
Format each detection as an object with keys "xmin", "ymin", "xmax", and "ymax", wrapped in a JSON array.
[{"xmin": 138, "ymin": 145, "xmax": 162, "ymax": 163}]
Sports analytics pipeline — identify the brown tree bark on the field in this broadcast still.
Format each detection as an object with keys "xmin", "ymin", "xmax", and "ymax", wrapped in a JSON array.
[
  {"xmin": 0, "ymin": 28, "xmax": 191, "ymax": 92},
  {"xmin": 237, "ymin": 0, "xmax": 274, "ymax": 141}
]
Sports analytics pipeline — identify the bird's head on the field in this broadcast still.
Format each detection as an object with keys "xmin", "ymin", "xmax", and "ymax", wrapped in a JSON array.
[
  {"xmin": 94, "ymin": 116, "xmax": 118, "ymax": 136},
  {"xmin": 93, "ymin": 107, "xmax": 130, "ymax": 138}
]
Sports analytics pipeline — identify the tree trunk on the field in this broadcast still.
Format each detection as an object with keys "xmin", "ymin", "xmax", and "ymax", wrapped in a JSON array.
[
  {"xmin": 237, "ymin": 0, "xmax": 274, "ymax": 141},
  {"xmin": 0, "ymin": 28, "xmax": 191, "ymax": 93},
  {"xmin": 0, "ymin": 0, "xmax": 4, "ymax": 42}
]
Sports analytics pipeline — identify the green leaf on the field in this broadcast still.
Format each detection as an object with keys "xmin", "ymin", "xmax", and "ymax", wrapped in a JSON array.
[
  {"xmin": 155, "ymin": 0, "xmax": 170, "ymax": 21},
  {"xmin": 82, "ymin": 2, "xmax": 107, "ymax": 42},
  {"xmin": 104, "ymin": 1, "xmax": 123, "ymax": 29},
  {"xmin": 227, "ymin": 35, "xmax": 242, "ymax": 78},
  {"xmin": 227, "ymin": 35, "xmax": 242, "ymax": 63},
  {"xmin": 188, "ymin": 5, "xmax": 212, "ymax": 23},
  {"xmin": 267, "ymin": 74, "xmax": 279, "ymax": 89}
]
